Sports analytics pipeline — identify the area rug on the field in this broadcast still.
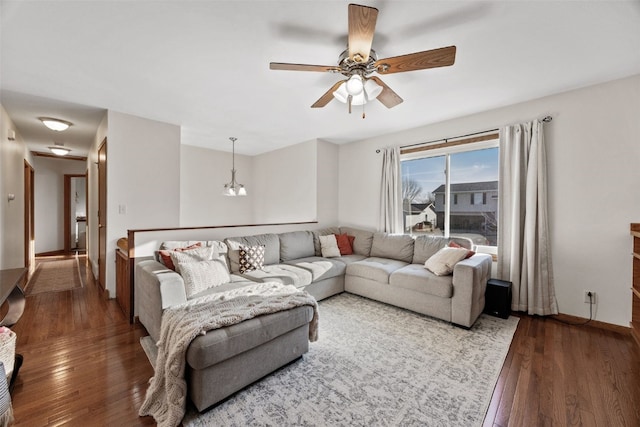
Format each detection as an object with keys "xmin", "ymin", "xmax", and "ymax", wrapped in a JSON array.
[
  {"xmin": 141, "ymin": 293, "xmax": 518, "ymax": 427},
  {"xmin": 26, "ymin": 258, "xmax": 83, "ymax": 295}
]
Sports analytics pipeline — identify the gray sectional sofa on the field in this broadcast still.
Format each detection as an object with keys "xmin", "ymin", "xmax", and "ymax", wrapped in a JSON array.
[{"xmin": 135, "ymin": 226, "xmax": 492, "ymax": 412}]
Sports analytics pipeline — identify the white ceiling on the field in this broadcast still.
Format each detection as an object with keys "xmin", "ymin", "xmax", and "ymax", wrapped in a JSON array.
[{"xmin": 1, "ymin": 1, "xmax": 639, "ymax": 156}]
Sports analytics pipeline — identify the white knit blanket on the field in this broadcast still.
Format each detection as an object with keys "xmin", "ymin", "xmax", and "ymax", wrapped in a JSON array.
[{"xmin": 138, "ymin": 282, "xmax": 319, "ymax": 427}]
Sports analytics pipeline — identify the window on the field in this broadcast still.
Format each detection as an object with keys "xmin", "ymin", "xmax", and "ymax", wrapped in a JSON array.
[{"xmin": 401, "ymin": 139, "xmax": 499, "ymax": 246}]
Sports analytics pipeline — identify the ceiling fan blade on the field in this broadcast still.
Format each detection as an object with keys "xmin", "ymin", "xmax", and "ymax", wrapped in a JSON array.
[
  {"xmin": 348, "ymin": 4, "xmax": 378, "ymax": 63},
  {"xmin": 270, "ymin": 62, "xmax": 341, "ymax": 73},
  {"xmin": 311, "ymin": 80, "xmax": 346, "ymax": 108},
  {"xmin": 369, "ymin": 76, "xmax": 403, "ymax": 108},
  {"xmin": 375, "ymin": 46, "xmax": 456, "ymax": 74}
]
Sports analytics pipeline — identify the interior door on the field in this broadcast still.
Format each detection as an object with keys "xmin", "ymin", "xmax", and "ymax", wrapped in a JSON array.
[
  {"xmin": 64, "ymin": 174, "xmax": 87, "ymax": 252},
  {"xmin": 24, "ymin": 160, "xmax": 35, "ymax": 274},
  {"xmin": 98, "ymin": 139, "xmax": 107, "ymax": 290}
]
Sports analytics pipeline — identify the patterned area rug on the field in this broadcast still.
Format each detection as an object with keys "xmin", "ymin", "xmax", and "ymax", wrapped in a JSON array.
[
  {"xmin": 26, "ymin": 257, "xmax": 84, "ymax": 295},
  {"xmin": 142, "ymin": 293, "xmax": 518, "ymax": 426}
]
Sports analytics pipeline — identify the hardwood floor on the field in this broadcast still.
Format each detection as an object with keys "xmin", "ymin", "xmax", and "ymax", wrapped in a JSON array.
[
  {"xmin": 7, "ymin": 255, "xmax": 640, "ymax": 426},
  {"xmin": 9, "ymin": 255, "xmax": 155, "ymax": 426},
  {"xmin": 485, "ymin": 314, "xmax": 640, "ymax": 427}
]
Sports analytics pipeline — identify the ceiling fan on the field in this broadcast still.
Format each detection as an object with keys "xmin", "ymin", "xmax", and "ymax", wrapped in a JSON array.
[{"xmin": 270, "ymin": 3, "xmax": 456, "ymax": 117}]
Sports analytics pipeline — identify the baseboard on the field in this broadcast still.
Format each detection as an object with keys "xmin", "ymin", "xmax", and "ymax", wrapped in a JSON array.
[
  {"xmin": 35, "ymin": 249, "xmax": 66, "ymax": 257},
  {"xmin": 550, "ymin": 313, "xmax": 631, "ymax": 335}
]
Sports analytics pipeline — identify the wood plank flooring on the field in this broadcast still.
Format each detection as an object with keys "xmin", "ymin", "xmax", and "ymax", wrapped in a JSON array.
[
  {"xmin": 9, "ymin": 255, "xmax": 155, "ymax": 426},
  {"xmin": 7, "ymin": 255, "xmax": 640, "ymax": 426}
]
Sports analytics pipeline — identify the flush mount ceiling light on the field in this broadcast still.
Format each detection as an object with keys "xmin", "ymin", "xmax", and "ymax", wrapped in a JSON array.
[
  {"xmin": 49, "ymin": 142, "xmax": 71, "ymax": 156},
  {"xmin": 222, "ymin": 137, "xmax": 247, "ymax": 197},
  {"xmin": 39, "ymin": 117, "xmax": 73, "ymax": 131}
]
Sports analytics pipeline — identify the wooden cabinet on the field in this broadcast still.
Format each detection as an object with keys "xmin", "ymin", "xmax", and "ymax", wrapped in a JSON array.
[
  {"xmin": 631, "ymin": 224, "xmax": 640, "ymax": 347},
  {"xmin": 115, "ymin": 237, "xmax": 132, "ymax": 323}
]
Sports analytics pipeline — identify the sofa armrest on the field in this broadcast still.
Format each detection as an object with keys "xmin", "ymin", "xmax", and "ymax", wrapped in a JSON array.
[
  {"xmin": 135, "ymin": 260, "xmax": 187, "ymax": 342},
  {"xmin": 451, "ymin": 253, "xmax": 492, "ymax": 328}
]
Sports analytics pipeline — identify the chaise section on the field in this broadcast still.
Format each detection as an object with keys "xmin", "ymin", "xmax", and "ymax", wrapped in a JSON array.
[{"xmin": 186, "ymin": 305, "xmax": 314, "ymax": 411}]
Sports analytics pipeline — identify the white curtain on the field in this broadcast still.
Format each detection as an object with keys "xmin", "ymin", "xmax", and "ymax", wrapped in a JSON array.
[
  {"xmin": 498, "ymin": 120, "xmax": 558, "ymax": 315},
  {"xmin": 379, "ymin": 147, "xmax": 403, "ymax": 234}
]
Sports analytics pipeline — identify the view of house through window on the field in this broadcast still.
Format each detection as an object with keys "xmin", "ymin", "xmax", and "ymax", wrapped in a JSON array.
[{"xmin": 401, "ymin": 144, "xmax": 499, "ymax": 246}]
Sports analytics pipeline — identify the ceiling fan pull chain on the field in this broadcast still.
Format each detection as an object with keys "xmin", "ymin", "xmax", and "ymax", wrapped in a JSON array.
[
  {"xmin": 362, "ymin": 102, "xmax": 366, "ymax": 119},
  {"xmin": 348, "ymin": 95, "xmax": 353, "ymax": 114}
]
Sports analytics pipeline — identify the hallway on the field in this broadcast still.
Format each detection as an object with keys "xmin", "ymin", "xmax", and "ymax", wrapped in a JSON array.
[{"xmin": 8, "ymin": 255, "xmax": 154, "ymax": 425}]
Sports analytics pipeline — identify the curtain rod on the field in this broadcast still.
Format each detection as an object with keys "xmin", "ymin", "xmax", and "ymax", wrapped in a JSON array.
[{"xmin": 375, "ymin": 115, "xmax": 552, "ymax": 153}]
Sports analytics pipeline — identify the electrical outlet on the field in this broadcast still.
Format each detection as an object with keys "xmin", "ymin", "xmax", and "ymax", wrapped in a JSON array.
[{"xmin": 584, "ymin": 290, "xmax": 596, "ymax": 304}]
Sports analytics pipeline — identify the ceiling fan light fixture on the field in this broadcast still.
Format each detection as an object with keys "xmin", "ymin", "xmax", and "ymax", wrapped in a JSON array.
[
  {"xmin": 333, "ymin": 77, "xmax": 382, "ymax": 106},
  {"xmin": 39, "ymin": 117, "xmax": 73, "ymax": 131},
  {"xmin": 345, "ymin": 74, "xmax": 364, "ymax": 96}
]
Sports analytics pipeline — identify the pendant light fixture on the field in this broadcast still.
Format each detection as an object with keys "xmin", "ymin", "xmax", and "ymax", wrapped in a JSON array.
[{"xmin": 222, "ymin": 137, "xmax": 247, "ymax": 196}]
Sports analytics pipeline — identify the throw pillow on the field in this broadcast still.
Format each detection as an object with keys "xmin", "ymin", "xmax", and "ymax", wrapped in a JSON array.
[
  {"xmin": 448, "ymin": 241, "xmax": 476, "ymax": 259},
  {"xmin": 319, "ymin": 235, "xmax": 341, "ymax": 258},
  {"xmin": 239, "ymin": 245, "xmax": 265, "ymax": 273},
  {"xmin": 178, "ymin": 259, "xmax": 231, "ymax": 298},
  {"xmin": 334, "ymin": 233, "xmax": 355, "ymax": 255},
  {"xmin": 169, "ymin": 246, "xmax": 215, "ymax": 273},
  {"xmin": 424, "ymin": 247, "xmax": 469, "ymax": 276},
  {"xmin": 159, "ymin": 242, "xmax": 202, "ymax": 270}
]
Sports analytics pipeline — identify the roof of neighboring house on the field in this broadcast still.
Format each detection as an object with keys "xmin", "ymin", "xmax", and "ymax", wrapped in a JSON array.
[
  {"xmin": 432, "ymin": 181, "xmax": 498, "ymax": 194},
  {"xmin": 404, "ymin": 202, "xmax": 433, "ymax": 215}
]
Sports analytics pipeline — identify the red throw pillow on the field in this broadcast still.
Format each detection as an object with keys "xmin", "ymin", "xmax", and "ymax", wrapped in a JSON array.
[
  {"xmin": 159, "ymin": 242, "xmax": 202, "ymax": 270},
  {"xmin": 334, "ymin": 233, "xmax": 355, "ymax": 255},
  {"xmin": 448, "ymin": 241, "xmax": 475, "ymax": 259}
]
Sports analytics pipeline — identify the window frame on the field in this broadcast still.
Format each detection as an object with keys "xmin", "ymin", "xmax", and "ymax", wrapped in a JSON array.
[{"xmin": 401, "ymin": 138, "xmax": 499, "ymax": 244}]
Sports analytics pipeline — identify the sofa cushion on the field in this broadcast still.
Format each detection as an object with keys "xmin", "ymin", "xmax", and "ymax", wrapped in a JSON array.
[
  {"xmin": 389, "ymin": 264, "xmax": 453, "ymax": 298},
  {"xmin": 239, "ymin": 245, "xmax": 265, "ymax": 273},
  {"xmin": 158, "ymin": 242, "xmax": 202, "ymax": 270},
  {"xmin": 424, "ymin": 247, "xmax": 469, "ymax": 276},
  {"xmin": 187, "ymin": 305, "xmax": 314, "ymax": 370},
  {"xmin": 340, "ymin": 227, "xmax": 375, "ymax": 257},
  {"xmin": 178, "ymin": 259, "xmax": 231, "ymax": 298},
  {"xmin": 346, "ymin": 257, "xmax": 408, "ymax": 284},
  {"xmin": 370, "ymin": 233, "xmax": 415, "ymax": 263},
  {"xmin": 283, "ymin": 256, "xmax": 346, "ymax": 282},
  {"xmin": 169, "ymin": 246, "xmax": 216, "ymax": 272},
  {"xmin": 312, "ymin": 227, "xmax": 341, "ymax": 256},
  {"xmin": 319, "ymin": 235, "xmax": 341, "ymax": 258},
  {"xmin": 240, "ymin": 264, "xmax": 312, "ymax": 288},
  {"xmin": 279, "ymin": 231, "xmax": 315, "ymax": 262},
  {"xmin": 335, "ymin": 254, "xmax": 367, "ymax": 265},
  {"xmin": 412, "ymin": 236, "xmax": 473, "ymax": 265},
  {"xmin": 335, "ymin": 233, "xmax": 355, "ymax": 255},
  {"xmin": 225, "ymin": 234, "xmax": 280, "ymax": 273}
]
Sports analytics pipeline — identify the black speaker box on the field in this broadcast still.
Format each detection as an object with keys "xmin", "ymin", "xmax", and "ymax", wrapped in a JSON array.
[{"xmin": 484, "ymin": 279, "xmax": 512, "ymax": 319}]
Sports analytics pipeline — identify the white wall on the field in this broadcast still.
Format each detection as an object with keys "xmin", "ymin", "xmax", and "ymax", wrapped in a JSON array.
[
  {"xmin": 252, "ymin": 139, "xmax": 317, "ymax": 223},
  {"xmin": 180, "ymin": 145, "xmax": 254, "ymax": 226},
  {"xmin": 104, "ymin": 111, "xmax": 181, "ymax": 295},
  {"xmin": 338, "ymin": 74, "xmax": 640, "ymax": 326},
  {"xmin": 316, "ymin": 139, "xmax": 339, "ymax": 225},
  {"xmin": 32, "ymin": 156, "xmax": 86, "ymax": 254},
  {"xmin": 0, "ymin": 105, "xmax": 32, "ymax": 269}
]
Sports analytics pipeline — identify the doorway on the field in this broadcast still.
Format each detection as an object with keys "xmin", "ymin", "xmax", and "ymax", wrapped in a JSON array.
[
  {"xmin": 24, "ymin": 160, "xmax": 35, "ymax": 274},
  {"xmin": 64, "ymin": 174, "xmax": 87, "ymax": 253},
  {"xmin": 98, "ymin": 138, "xmax": 107, "ymax": 290}
]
